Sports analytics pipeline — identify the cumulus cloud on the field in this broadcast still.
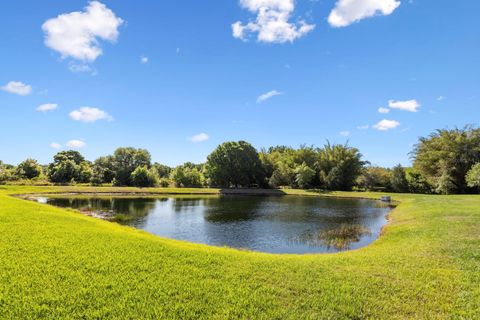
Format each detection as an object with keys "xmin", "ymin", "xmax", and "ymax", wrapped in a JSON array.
[
  {"xmin": 189, "ymin": 133, "xmax": 209, "ymax": 143},
  {"xmin": 69, "ymin": 107, "xmax": 113, "ymax": 122},
  {"xmin": 37, "ymin": 103, "xmax": 58, "ymax": 112},
  {"xmin": 357, "ymin": 125, "xmax": 369, "ymax": 130},
  {"xmin": 437, "ymin": 96, "xmax": 446, "ymax": 101},
  {"xmin": 257, "ymin": 90, "xmax": 283, "ymax": 103},
  {"xmin": 340, "ymin": 131, "xmax": 350, "ymax": 137},
  {"xmin": 328, "ymin": 0, "xmax": 401, "ymax": 28},
  {"xmin": 42, "ymin": 1, "xmax": 123, "ymax": 62},
  {"xmin": 388, "ymin": 99, "xmax": 421, "ymax": 112},
  {"xmin": 50, "ymin": 142, "xmax": 62, "ymax": 149},
  {"xmin": 373, "ymin": 119, "xmax": 400, "ymax": 131},
  {"xmin": 1, "ymin": 81, "xmax": 32, "ymax": 96},
  {"xmin": 140, "ymin": 55, "xmax": 149, "ymax": 64},
  {"xmin": 378, "ymin": 107, "xmax": 390, "ymax": 114},
  {"xmin": 66, "ymin": 140, "xmax": 86, "ymax": 149},
  {"xmin": 232, "ymin": 0, "xmax": 315, "ymax": 43}
]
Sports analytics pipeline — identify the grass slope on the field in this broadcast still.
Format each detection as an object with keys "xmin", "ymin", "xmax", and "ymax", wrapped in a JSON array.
[{"xmin": 0, "ymin": 186, "xmax": 478, "ymax": 319}]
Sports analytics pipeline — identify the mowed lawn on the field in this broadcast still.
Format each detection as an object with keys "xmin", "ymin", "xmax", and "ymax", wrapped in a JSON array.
[{"xmin": 0, "ymin": 186, "xmax": 479, "ymax": 319}]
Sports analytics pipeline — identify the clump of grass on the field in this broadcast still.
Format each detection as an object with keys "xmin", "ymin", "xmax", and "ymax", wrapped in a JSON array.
[{"xmin": 317, "ymin": 224, "xmax": 372, "ymax": 250}]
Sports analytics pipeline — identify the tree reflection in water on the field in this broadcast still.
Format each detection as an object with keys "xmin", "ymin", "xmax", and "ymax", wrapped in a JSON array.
[{"xmin": 295, "ymin": 224, "xmax": 372, "ymax": 250}]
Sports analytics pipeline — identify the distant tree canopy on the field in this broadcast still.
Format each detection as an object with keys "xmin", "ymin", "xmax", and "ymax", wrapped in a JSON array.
[
  {"xmin": 0, "ymin": 161, "xmax": 12, "ymax": 184},
  {"xmin": 113, "ymin": 147, "xmax": 151, "ymax": 186},
  {"xmin": 205, "ymin": 141, "xmax": 266, "ymax": 188},
  {"xmin": 260, "ymin": 143, "xmax": 365, "ymax": 191},
  {"xmin": 152, "ymin": 163, "xmax": 172, "ymax": 178},
  {"xmin": 412, "ymin": 126, "xmax": 480, "ymax": 194},
  {"xmin": 317, "ymin": 143, "xmax": 365, "ymax": 191},
  {"xmin": 405, "ymin": 169, "xmax": 433, "ymax": 194},
  {"xmin": 47, "ymin": 151, "xmax": 92, "ymax": 184},
  {"xmin": 131, "ymin": 166, "xmax": 159, "ymax": 188},
  {"xmin": 91, "ymin": 156, "xmax": 116, "ymax": 185},
  {"xmin": 357, "ymin": 166, "xmax": 392, "ymax": 191},
  {"xmin": 390, "ymin": 165, "xmax": 409, "ymax": 193},
  {"xmin": 6, "ymin": 126, "xmax": 480, "ymax": 194},
  {"xmin": 16, "ymin": 158, "xmax": 42, "ymax": 179},
  {"xmin": 294, "ymin": 162, "xmax": 316, "ymax": 189},
  {"xmin": 170, "ymin": 163, "xmax": 204, "ymax": 188}
]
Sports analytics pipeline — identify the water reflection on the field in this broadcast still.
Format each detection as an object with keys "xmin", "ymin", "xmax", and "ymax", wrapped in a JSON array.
[
  {"xmin": 295, "ymin": 224, "xmax": 372, "ymax": 250},
  {"xmin": 36, "ymin": 195, "xmax": 390, "ymax": 254}
]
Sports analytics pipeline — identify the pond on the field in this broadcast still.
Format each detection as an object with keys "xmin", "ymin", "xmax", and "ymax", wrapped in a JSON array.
[{"xmin": 33, "ymin": 195, "xmax": 392, "ymax": 254}]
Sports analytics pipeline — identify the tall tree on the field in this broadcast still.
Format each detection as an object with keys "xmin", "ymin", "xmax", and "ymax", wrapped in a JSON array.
[
  {"xmin": 47, "ymin": 151, "xmax": 91, "ymax": 183},
  {"xmin": 390, "ymin": 164, "xmax": 409, "ymax": 193},
  {"xmin": 205, "ymin": 141, "xmax": 265, "ymax": 188},
  {"xmin": 294, "ymin": 162, "xmax": 316, "ymax": 189},
  {"xmin": 113, "ymin": 147, "xmax": 151, "ymax": 186},
  {"xmin": 92, "ymin": 156, "xmax": 116, "ymax": 184},
  {"xmin": 152, "ymin": 163, "xmax": 172, "ymax": 178},
  {"xmin": 412, "ymin": 126, "xmax": 480, "ymax": 193},
  {"xmin": 16, "ymin": 158, "xmax": 42, "ymax": 179},
  {"xmin": 317, "ymin": 142, "xmax": 366, "ymax": 191},
  {"xmin": 406, "ymin": 170, "xmax": 432, "ymax": 194}
]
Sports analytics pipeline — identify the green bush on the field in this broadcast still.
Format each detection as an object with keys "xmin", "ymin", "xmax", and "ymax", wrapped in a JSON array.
[
  {"xmin": 131, "ymin": 166, "xmax": 159, "ymax": 188},
  {"xmin": 16, "ymin": 159, "xmax": 42, "ymax": 179},
  {"xmin": 466, "ymin": 163, "xmax": 480, "ymax": 190}
]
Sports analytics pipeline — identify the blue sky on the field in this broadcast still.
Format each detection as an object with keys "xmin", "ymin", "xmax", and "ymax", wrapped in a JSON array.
[{"xmin": 0, "ymin": 0, "xmax": 479, "ymax": 167}]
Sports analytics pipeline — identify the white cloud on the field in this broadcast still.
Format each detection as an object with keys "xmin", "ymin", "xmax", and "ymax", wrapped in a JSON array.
[
  {"xmin": 257, "ymin": 90, "xmax": 283, "ymax": 103},
  {"xmin": 42, "ymin": 1, "xmax": 123, "ymax": 62},
  {"xmin": 69, "ymin": 107, "xmax": 113, "ymax": 122},
  {"xmin": 373, "ymin": 119, "xmax": 400, "ymax": 131},
  {"xmin": 340, "ymin": 131, "xmax": 350, "ymax": 137},
  {"xmin": 232, "ymin": 0, "xmax": 315, "ymax": 43},
  {"xmin": 1, "ymin": 81, "xmax": 32, "ymax": 96},
  {"xmin": 68, "ymin": 63, "xmax": 97, "ymax": 75},
  {"xmin": 189, "ymin": 133, "xmax": 209, "ymax": 143},
  {"xmin": 378, "ymin": 107, "xmax": 390, "ymax": 114},
  {"xmin": 66, "ymin": 140, "xmax": 86, "ymax": 149},
  {"xmin": 37, "ymin": 103, "xmax": 58, "ymax": 112},
  {"xmin": 357, "ymin": 125, "xmax": 369, "ymax": 130},
  {"xmin": 140, "ymin": 55, "xmax": 148, "ymax": 64},
  {"xmin": 328, "ymin": 0, "xmax": 401, "ymax": 28},
  {"xmin": 50, "ymin": 142, "xmax": 62, "ymax": 149},
  {"xmin": 437, "ymin": 96, "xmax": 446, "ymax": 101},
  {"xmin": 388, "ymin": 99, "xmax": 421, "ymax": 112}
]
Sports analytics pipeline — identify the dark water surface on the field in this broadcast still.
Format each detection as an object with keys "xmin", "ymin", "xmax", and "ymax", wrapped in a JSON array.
[{"xmin": 35, "ymin": 195, "xmax": 391, "ymax": 254}]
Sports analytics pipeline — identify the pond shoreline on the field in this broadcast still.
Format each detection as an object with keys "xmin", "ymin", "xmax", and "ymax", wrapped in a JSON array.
[
  {"xmin": 22, "ymin": 191, "xmax": 393, "ymax": 254},
  {"xmin": 11, "ymin": 187, "xmax": 399, "ymax": 204}
]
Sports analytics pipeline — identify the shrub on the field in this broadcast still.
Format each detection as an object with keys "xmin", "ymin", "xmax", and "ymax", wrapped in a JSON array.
[
  {"xmin": 131, "ymin": 166, "xmax": 159, "ymax": 188},
  {"xmin": 294, "ymin": 163, "xmax": 316, "ymax": 189},
  {"xmin": 170, "ymin": 165, "xmax": 204, "ymax": 188},
  {"xmin": 466, "ymin": 163, "xmax": 480, "ymax": 190},
  {"xmin": 390, "ymin": 164, "xmax": 409, "ymax": 193},
  {"xmin": 16, "ymin": 159, "xmax": 42, "ymax": 179}
]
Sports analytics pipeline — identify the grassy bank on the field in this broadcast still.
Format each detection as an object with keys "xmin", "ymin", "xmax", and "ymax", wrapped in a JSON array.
[{"xmin": 0, "ymin": 186, "xmax": 478, "ymax": 319}]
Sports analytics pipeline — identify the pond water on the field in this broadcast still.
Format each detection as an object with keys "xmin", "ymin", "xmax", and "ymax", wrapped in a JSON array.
[{"xmin": 34, "ymin": 195, "xmax": 391, "ymax": 254}]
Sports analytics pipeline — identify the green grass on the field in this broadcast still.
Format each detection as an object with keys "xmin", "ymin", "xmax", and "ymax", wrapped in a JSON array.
[{"xmin": 0, "ymin": 185, "xmax": 478, "ymax": 319}]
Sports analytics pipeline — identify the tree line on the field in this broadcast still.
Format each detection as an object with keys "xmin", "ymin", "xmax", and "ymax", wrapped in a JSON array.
[{"xmin": 2, "ymin": 126, "xmax": 480, "ymax": 194}]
